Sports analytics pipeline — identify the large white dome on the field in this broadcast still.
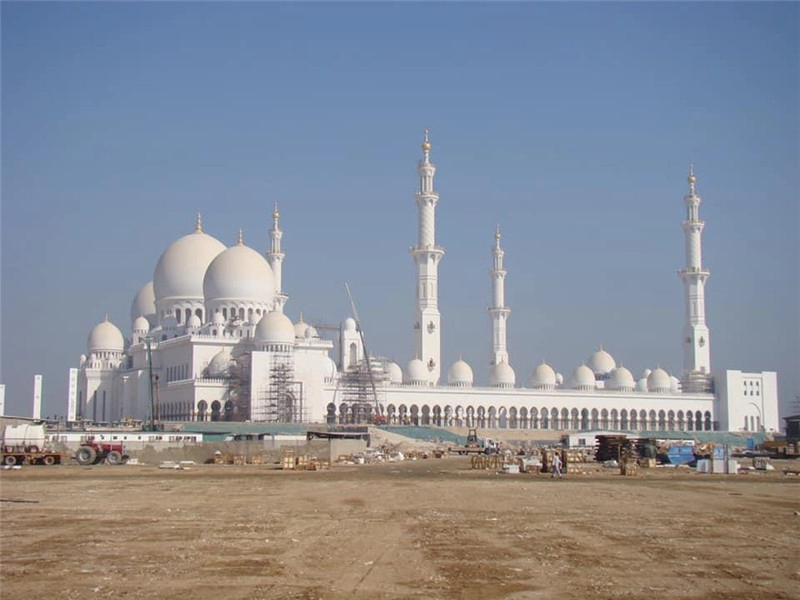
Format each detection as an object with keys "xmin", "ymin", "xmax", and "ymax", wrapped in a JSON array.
[
  {"xmin": 530, "ymin": 362, "xmax": 557, "ymax": 388},
  {"xmin": 405, "ymin": 358, "xmax": 428, "ymax": 385},
  {"xmin": 87, "ymin": 316, "xmax": 124, "ymax": 353},
  {"xmin": 130, "ymin": 281, "xmax": 156, "ymax": 327},
  {"xmin": 385, "ymin": 361, "xmax": 403, "ymax": 384},
  {"xmin": 587, "ymin": 347, "xmax": 616, "ymax": 376},
  {"xmin": 447, "ymin": 359, "xmax": 474, "ymax": 387},
  {"xmin": 207, "ymin": 349, "xmax": 234, "ymax": 378},
  {"xmin": 203, "ymin": 235, "xmax": 275, "ymax": 304},
  {"xmin": 489, "ymin": 361, "xmax": 515, "ymax": 387},
  {"xmin": 608, "ymin": 365, "xmax": 635, "ymax": 391},
  {"xmin": 570, "ymin": 364, "xmax": 595, "ymax": 390},
  {"xmin": 647, "ymin": 368, "xmax": 671, "ymax": 393},
  {"xmin": 255, "ymin": 311, "xmax": 295, "ymax": 346},
  {"xmin": 153, "ymin": 218, "xmax": 226, "ymax": 302}
]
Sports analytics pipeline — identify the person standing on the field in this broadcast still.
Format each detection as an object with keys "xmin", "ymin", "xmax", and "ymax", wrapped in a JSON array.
[{"xmin": 551, "ymin": 451, "xmax": 563, "ymax": 479}]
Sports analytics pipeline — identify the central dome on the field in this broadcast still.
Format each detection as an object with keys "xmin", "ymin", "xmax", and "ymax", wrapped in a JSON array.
[
  {"xmin": 153, "ymin": 219, "xmax": 226, "ymax": 302},
  {"xmin": 203, "ymin": 236, "xmax": 275, "ymax": 303},
  {"xmin": 87, "ymin": 316, "xmax": 124, "ymax": 353}
]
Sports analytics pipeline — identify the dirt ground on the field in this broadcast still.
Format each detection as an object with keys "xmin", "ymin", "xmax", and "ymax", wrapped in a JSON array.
[{"xmin": 1, "ymin": 456, "xmax": 799, "ymax": 600}]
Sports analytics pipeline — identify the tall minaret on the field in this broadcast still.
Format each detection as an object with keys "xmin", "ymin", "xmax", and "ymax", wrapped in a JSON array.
[
  {"xmin": 410, "ymin": 129, "xmax": 444, "ymax": 385},
  {"xmin": 679, "ymin": 164, "xmax": 712, "ymax": 392},
  {"xmin": 267, "ymin": 202, "xmax": 288, "ymax": 313},
  {"xmin": 488, "ymin": 225, "xmax": 511, "ymax": 366}
]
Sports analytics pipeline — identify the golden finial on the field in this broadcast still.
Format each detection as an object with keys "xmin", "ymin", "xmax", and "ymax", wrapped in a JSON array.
[
  {"xmin": 195, "ymin": 212, "xmax": 202, "ymax": 233},
  {"xmin": 422, "ymin": 128, "xmax": 431, "ymax": 152},
  {"xmin": 687, "ymin": 163, "xmax": 696, "ymax": 185},
  {"xmin": 495, "ymin": 224, "xmax": 501, "ymax": 241},
  {"xmin": 273, "ymin": 201, "xmax": 280, "ymax": 220},
  {"xmin": 237, "ymin": 229, "xmax": 244, "ymax": 245}
]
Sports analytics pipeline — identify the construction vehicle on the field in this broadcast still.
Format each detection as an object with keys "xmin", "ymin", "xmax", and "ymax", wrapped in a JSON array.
[
  {"xmin": 1, "ymin": 423, "xmax": 63, "ymax": 466},
  {"xmin": 449, "ymin": 428, "xmax": 499, "ymax": 455},
  {"xmin": 75, "ymin": 437, "xmax": 129, "ymax": 465}
]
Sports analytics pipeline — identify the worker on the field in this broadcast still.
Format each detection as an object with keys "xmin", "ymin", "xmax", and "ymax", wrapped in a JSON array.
[{"xmin": 551, "ymin": 451, "xmax": 563, "ymax": 479}]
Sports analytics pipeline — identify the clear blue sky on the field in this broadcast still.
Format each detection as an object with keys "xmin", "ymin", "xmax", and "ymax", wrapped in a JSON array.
[{"xmin": 2, "ymin": 2, "xmax": 798, "ymax": 420}]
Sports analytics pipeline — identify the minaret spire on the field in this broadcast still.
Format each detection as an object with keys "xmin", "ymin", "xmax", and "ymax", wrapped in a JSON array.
[
  {"xmin": 679, "ymin": 163, "xmax": 712, "ymax": 392},
  {"xmin": 488, "ymin": 225, "xmax": 511, "ymax": 366},
  {"xmin": 267, "ymin": 201, "xmax": 288, "ymax": 313},
  {"xmin": 195, "ymin": 212, "xmax": 203, "ymax": 233},
  {"xmin": 410, "ymin": 129, "xmax": 444, "ymax": 385}
]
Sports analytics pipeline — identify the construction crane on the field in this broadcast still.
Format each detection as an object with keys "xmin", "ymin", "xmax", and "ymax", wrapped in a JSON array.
[{"xmin": 345, "ymin": 283, "xmax": 383, "ymax": 423}]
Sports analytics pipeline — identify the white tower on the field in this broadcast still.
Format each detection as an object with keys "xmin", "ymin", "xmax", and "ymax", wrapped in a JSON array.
[
  {"xmin": 679, "ymin": 164, "xmax": 713, "ymax": 392},
  {"xmin": 488, "ymin": 225, "xmax": 511, "ymax": 366},
  {"xmin": 267, "ymin": 202, "xmax": 288, "ymax": 313},
  {"xmin": 410, "ymin": 130, "xmax": 444, "ymax": 385}
]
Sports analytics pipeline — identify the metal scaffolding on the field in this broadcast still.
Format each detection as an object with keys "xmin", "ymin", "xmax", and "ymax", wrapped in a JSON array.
[{"xmin": 257, "ymin": 352, "xmax": 305, "ymax": 423}]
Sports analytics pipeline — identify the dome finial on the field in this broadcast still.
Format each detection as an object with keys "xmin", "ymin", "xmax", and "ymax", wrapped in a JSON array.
[
  {"xmin": 495, "ymin": 224, "xmax": 501, "ymax": 241},
  {"xmin": 422, "ymin": 128, "xmax": 431, "ymax": 153},
  {"xmin": 195, "ymin": 212, "xmax": 203, "ymax": 233},
  {"xmin": 687, "ymin": 162, "xmax": 697, "ymax": 193},
  {"xmin": 273, "ymin": 201, "xmax": 280, "ymax": 220},
  {"xmin": 237, "ymin": 229, "xmax": 244, "ymax": 245}
]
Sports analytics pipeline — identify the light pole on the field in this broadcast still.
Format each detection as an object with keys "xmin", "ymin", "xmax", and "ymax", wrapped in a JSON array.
[
  {"xmin": 144, "ymin": 337, "xmax": 156, "ymax": 432},
  {"xmin": 748, "ymin": 401, "xmax": 764, "ymax": 433}
]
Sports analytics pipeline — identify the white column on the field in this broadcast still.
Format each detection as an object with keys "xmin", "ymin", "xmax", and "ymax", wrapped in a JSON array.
[
  {"xmin": 33, "ymin": 374, "xmax": 43, "ymax": 420},
  {"xmin": 68, "ymin": 368, "xmax": 79, "ymax": 421},
  {"xmin": 267, "ymin": 202, "xmax": 287, "ymax": 312},
  {"xmin": 0, "ymin": 384, "xmax": 5, "ymax": 416},
  {"xmin": 679, "ymin": 165, "xmax": 712, "ymax": 391},
  {"xmin": 488, "ymin": 226, "xmax": 511, "ymax": 366},
  {"xmin": 410, "ymin": 130, "xmax": 444, "ymax": 385}
]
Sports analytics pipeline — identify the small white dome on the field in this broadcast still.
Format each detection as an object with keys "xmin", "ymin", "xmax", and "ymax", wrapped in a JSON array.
[
  {"xmin": 587, "ymin": 347, "xmax": 616, "ymax": 376},
  {"xmin": 187, "ymin": 314, "xmax": 202, "ymax": 329},
  {"xmin": 642, "ymin": 368, "xmax": 652, "ymax": 379},
  {"xmin": 385, "ymin": 361, "xmax": 403, "ymax": 384},
  {"xmin": 130, "ymin": 281, "xmax": 156, "ymax": 327},
  {"xmin": 647, "ymin": 368, "xmax": 671, "ymax": 393},
  {"xmin": 489, "ymin": 361, "xmax": 516, "ymax": 387},
  {"xmin": 203, "ymin": 237, "xmax": 275, "ymax": 304},
  {"xmin": 570, "ymin": 364, "xmax": 595, "ymax": 390},
  {"xmin": 322, "ymin": 355, "xmax": 338, "ymax": 380},
  {"xmin": 636, "ymin": 378, "xmax": 649, "ymax": 392},
  {"xmin": 211, "ymin": 311, "xmax": 226, "ymax": 325},
  {"xmin": 608, "ymin": 366, "xmax": 635, "ymax": 391},
  {"xmin": 133, "ymin": 315, "xmax": 150, "ymax": 333},
  {"xmin": 448, "ymin": 359, "xmax": 474, "ymax": 386},
  {"xmin": 255, "ymin": 311, "xmax": 295, "ymax": 345},
  {"xmin": 343, "ymin": 317, "xmax": 357, "ymax": 332},
  {"xmin": 304, "ymin": 325, "xmax": 319, "ymax": 340},
  {"xmin": 87, "ymin": 316, "xmax": 124, "ymax": 353},
  {"xmin": 294, "ymin": 317, "xmax": 309, "ymax": 339},
  {"xmin": 530, "ymin": 362, "xmax": 557, "ymax": 388},
  {"xmin": 405, "ymin": 358, "xmax": 428, "ymax": 384},
  {"xmin": 670, "ymin": 375, "xmax": 681, "ymax": 393},
  {"xmin": 556, "ymin": 372, "xmax": 564, "ymax": 385},
  {"xmin": 207, "ymin": 349, "xmax": 234, "ymax": 378},
  {"xmin": 153, "ymin": 221, "xmax": 226, "ymax": 302},
  {"xmin": 162, "ymin": 314, "xmax": 178, "ymax": 329}
]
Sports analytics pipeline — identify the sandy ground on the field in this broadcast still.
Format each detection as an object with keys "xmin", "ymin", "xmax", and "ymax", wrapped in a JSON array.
[{"xmin": 1, "ymin": 455, "xmax": 799, "ymax": 600}]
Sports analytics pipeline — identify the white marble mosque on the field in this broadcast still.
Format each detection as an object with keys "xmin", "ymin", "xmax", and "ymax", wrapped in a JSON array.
[{"xmin": 73, "ymin": 132, "xmax": 779, "ymax": 434}]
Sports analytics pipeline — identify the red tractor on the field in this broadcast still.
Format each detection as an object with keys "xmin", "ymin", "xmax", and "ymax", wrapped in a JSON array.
[{"xmin": 75, "ymin": 439, "xmax": 129, "ymax": 465}]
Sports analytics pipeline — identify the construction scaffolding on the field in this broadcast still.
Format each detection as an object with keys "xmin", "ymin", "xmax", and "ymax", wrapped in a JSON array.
[
  {"xmin": 256, "ymin": 352, "xmax": 306, "ymax": 423},
  {"xmin": 337, "ymin": 356, "xmax": 386, "ymax": 424}
]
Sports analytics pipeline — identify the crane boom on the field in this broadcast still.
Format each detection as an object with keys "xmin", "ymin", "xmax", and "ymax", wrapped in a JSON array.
[{"xmin": 344, "ymin": 283, "xmax": 382, "ymax": 419}]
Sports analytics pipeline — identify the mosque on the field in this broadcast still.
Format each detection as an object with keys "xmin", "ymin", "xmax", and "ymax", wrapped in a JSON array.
[{"xmin": 71, "ymin": 133, "xmax": 779, "ymax": 434}]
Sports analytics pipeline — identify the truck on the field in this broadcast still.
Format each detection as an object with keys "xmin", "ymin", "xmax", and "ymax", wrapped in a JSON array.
[
  {"xmin": 75, "ymin": 437, "xmax": 129, "ymax": 465},
  {"xmin": 449, "ymin": 428, "xmax": 499, "ymax": 455},
  {"xmin": 1, "ymin": 423, "xmax": 64, "ymax": 466}
]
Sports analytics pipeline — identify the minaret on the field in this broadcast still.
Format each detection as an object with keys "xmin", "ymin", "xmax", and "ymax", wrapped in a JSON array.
[
  {"xmin": 267, "ymin": 202, "xmax": 288, "ymax": 313},
  {"xmin": 679, "ymin": 164, "xmax": 713, "ymax": 392},
  {"xmin": 488, "ymin": 225, "xmax": 511, "ymax": 366},
  {"xmin": 410, "ymin": 129, "xmax": 444, "ymax": 385}
]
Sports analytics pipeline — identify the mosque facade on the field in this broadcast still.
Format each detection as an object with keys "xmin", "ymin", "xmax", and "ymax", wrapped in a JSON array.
[{"xmin": 73, "ymin": 134, "xmax": 780, "ymax": 434}]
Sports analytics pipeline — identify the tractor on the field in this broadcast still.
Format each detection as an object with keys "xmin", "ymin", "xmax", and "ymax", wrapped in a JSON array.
[{"xmin": 75, "ymin": 439, "xmax": 129, "ymax": 465}]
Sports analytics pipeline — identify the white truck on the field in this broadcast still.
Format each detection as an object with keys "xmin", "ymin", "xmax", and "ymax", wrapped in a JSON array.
[{"xmin": 1, "ymin": 423, "xmax": 63, "ymax": 466}]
